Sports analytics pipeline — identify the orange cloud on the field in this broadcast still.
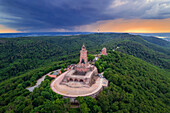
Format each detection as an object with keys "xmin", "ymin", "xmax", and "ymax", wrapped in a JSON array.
[
  {"xmin": 0, "ymin": 25, "xmax": 20, "ymax": 33},
  {"xmin": 77, "ymin": 18, "xmax": 170, "ymax": 33}
]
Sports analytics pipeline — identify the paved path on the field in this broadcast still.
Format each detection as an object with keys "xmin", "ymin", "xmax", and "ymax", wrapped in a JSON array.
[
  {"xmin": 26, "ymin": 69, "xmax": 60, "ymax": 92},
  {"xmin": 26, "ymin": 74, "xmax": 47, "ymax": 92}
]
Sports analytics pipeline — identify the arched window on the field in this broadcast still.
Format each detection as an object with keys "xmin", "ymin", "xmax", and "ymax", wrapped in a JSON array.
[
  {"xmin": 81, "ymin": 59, "xmax": 85, "ymax": 64},
  {"xmin": 80, "ymin": 79, "xmax": 84, "ymax": 82},
  {"xmin": 75, "ymin": 79, "xmax": 78, "ymax": 82},
  {"xmin": 70, "ymin": 78, "xmax": 73, "ymax": 81}
]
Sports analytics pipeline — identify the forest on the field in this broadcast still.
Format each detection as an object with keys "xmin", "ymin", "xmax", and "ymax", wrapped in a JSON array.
[{"xmin": 0, "ymin": 33, "xmax": 169, "ymax": 112}]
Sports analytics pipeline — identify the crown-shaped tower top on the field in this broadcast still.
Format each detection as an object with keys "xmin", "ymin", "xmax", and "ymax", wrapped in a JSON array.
[{"xmin": 82, "ymin": 43, "xmax": 86, "ymax": 50}]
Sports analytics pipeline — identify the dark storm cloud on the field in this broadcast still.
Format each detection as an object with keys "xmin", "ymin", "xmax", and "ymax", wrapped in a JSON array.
[{"xmin": 0, "ymin": 0, "xmax": 170, "ymax": 31}]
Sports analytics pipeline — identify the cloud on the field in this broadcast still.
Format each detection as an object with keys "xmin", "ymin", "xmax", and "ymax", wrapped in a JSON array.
[
  {"xmin": 0, "ymin": 0, "xmax": 170, "ymax": 32},
  {"xmin": 75, "ymin": 18, "xmax": 170, "ymax": 33},
  {"xmin": 0, "ymin": 25, "xmax": 20, "ymax": 33}
]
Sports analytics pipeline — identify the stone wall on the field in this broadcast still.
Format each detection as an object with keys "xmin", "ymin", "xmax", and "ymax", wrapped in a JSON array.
[{"xmin": 63, "ymin": 86, "xmax": 104, "ymax": 103}]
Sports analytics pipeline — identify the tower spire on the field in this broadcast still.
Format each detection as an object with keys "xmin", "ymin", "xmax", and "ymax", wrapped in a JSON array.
[
  {"xmin": 82, "ymin": 43, "xmax": 86, "ymax": 50},
  {"xmin": 79, "ymin": 43, "xmax": 88, "ymax": 67}
]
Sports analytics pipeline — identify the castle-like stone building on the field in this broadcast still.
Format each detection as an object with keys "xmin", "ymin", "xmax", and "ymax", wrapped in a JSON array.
[
  {"xmin": 51, "ymin": 44, "xmax": 108, "ymax": 102},
  {"xmin": 61, "ymin": 43, "xmax": 98, "ymax": 88}
]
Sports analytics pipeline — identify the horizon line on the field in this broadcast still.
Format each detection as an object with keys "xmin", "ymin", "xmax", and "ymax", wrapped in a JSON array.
[{"xmin": 0, "ymin": 31, "xmax": 170, "ymax": 34}]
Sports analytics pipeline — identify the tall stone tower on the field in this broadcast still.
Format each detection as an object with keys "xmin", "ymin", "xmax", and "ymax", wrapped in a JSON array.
[{"xmin": 79, "ymin": 43, "xmax": 88, "ymax": 67}]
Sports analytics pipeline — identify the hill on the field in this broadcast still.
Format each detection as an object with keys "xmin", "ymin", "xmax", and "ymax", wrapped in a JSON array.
[
  {"xmin": 93, "ymin": 51, "xmax": 170, "ymax": 113},
  {"xmin": 0, "ymin": 33, "xmax": 169, "ymax": 112},
  {"xmin": 1, "ymin": 33, "xmax": 169, "ymax": 82},
  {"xmin": 98, "ymin": 33, "xmax": 170, "ymax": 69},
  {"xmin": 0, "ymin": 51, "xmax": 169, "ymax": 112}
]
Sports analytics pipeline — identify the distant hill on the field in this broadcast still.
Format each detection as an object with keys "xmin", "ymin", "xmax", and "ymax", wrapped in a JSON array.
[
  {"xmin": 139, "ymin": 36, "xmax": 170, "ymax": 47},
  {"xmin": 164, "ymin": 38, "xmax": 170, "ymax": 42},
  {"xmin": 117, "ymin": 41, "xmax": 170, "ymax": 69},
  {"xmin": 97, "ymin": 33, "xmax": 170, "ymax": 68}
]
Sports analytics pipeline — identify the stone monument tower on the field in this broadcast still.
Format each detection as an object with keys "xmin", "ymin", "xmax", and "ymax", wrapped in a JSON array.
[{"xmin": 79, "ymin": 43, "xmax": 89, "ymax": 67}]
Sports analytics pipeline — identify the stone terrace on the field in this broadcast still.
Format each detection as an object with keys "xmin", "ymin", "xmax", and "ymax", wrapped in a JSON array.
[{"xmin": 51, "ymin": 71, "xmax": 107, "ymax": 98}]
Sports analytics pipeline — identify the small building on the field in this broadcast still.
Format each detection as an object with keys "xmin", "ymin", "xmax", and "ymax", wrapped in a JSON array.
[
  {"xmin": 58, "ymin": 70, "xmax": 61, "ymax": 74},
  {"xmin": 48, "ymin": 71, "xmax": 59, "ymax": 78},
  {"xmin": 94, "ymin": 56, "xmax": 98, "ymax": 61},
  {"xmin": 48, "ymin": 75, "xmax": 57, "ymax": 78}
]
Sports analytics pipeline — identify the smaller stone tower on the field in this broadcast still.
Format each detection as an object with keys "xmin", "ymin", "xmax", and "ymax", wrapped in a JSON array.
[{"xmin": 102, "ymin": 47, "xmax": 107, "ymax": 55}]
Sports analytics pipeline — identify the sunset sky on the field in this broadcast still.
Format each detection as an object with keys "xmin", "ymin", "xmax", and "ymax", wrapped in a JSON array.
[{"xmin": 0, "ymin": 0, "xmax": 170, "ymax": 33}]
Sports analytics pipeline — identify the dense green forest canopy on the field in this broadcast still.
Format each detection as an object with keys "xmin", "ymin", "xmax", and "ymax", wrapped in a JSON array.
[
  {"xmin": 94, "ymin": 52, "xmax": 170, "ymax": 113},
  {"xmin": 0, "ymin": 33, "xmax": 169, "ymax": 112}
]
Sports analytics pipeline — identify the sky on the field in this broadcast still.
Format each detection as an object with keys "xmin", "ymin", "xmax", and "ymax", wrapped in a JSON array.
[{"xmin": 0, "ymin": 0, "xmax": 170, "ymax": 33}]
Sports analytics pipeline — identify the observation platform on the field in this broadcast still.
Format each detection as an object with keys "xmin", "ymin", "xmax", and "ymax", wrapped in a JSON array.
[{"xmin": 50, "ymin": 71, "xmax": 108, "ymax": 98}]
